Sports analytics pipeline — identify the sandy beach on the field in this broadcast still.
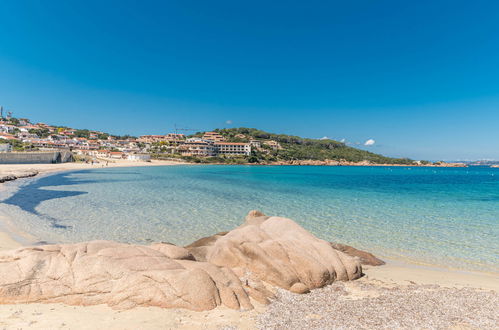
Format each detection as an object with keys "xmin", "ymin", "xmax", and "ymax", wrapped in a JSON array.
[
  {"xmin": 0, "ymin": 302, "xmax": 264, "ymax": 330},
  {"xmin": 0, "ymin": 163, "xmax": 497, "ymax": 329},
  {"xmin": 0, "ymin": 158, "xmax": 188, "ymax": 178}
]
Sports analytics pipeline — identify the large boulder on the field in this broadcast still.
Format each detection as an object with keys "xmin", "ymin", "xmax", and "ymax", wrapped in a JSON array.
[
  {"xmin": 0, "ymin": 241, "xmax": 252, "ymax": 311},
  {"xmin": 186, "ymin": 211, "xmax": 363, "ymax": 294}
]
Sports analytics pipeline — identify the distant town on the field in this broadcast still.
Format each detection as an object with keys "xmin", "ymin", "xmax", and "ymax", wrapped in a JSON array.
[{"xmin": 0, "ymin": 109, "xmax": 274, "ymax": 162}]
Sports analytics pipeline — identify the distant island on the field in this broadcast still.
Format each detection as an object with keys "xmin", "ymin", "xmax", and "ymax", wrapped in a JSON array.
[{"xmin": 0, "ymin": 115, "xmax": 465, "ymax": 166}]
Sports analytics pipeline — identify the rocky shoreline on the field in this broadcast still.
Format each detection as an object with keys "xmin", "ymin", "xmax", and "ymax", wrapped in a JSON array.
[
  {"xmin": 266, "ymin": 159, "xmax": 467, "ymax": 166},
  {"xmin": 168, "ymin": 158, "xmax": 467, "ymax": 167}
]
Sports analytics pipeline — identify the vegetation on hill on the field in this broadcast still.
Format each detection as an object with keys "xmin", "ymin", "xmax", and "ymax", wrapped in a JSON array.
[
  {"xmin": 0, "ymin": 139, "xmax": 36, "ymax": 151},
  {"xmin": 184, "ymin": 127, "xmax": 414, "ymax": 165}
]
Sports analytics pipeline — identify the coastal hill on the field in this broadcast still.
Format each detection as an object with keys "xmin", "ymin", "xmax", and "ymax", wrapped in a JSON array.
[
  {"xmin": 1, "ymin": 116, "xmax": 462, "ymax": 166},
  {"xmin": 184, "ymin": 127, "xmax": 415, "ymax": 165}
]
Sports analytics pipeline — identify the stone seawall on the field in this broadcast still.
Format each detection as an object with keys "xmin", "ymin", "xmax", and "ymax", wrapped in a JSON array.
[{"xmin": 0, "ymin": 151, "xmax": 74, "ymax": 164}]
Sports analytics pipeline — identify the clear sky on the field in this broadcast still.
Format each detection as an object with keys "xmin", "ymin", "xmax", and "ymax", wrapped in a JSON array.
[{"xmin": 1, "ymin": 1, "xmax": 498, "ymax": 160}]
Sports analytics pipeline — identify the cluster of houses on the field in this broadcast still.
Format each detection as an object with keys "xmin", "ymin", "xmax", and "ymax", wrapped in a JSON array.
[
  {"xmin": 0, "ymin": 119, "xmax": 147, "ymax": 161},
  {"xmin": 0, "ymin": 117, "xmax": 283, "ymax": 160},
  {"xmin": 138, "ymin": 131, "xmax": 253, "ymax": 157}
]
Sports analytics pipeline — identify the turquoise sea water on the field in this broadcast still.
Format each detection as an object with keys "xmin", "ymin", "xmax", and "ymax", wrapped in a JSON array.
[{"xmin": 1, "ymin": 165, "xmax": 498, "ymax": 273}]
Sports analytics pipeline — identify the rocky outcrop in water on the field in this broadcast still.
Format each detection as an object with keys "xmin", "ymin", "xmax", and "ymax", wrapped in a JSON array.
[
  {"xmin": 0, "ymin": 170, "xmax": 38, "ymax": 183},
  {"xmin": 0, "ymin": 211, "xmax": 363, "ymax": 311}
]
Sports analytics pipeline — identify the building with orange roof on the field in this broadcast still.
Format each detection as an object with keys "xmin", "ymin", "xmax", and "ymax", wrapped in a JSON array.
[
  {"xmin": 202, "ymin": 131, "xmax": 225, "ymax": 142},
  {"xmin": 0, "ymin": 133, "xmax": 18, "ymax": 141}
]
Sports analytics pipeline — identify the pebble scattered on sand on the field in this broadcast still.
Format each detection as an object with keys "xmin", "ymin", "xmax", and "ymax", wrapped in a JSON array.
[{"xmin": 257, "ymin": 281, "xmax": 499, "ymax": 329}]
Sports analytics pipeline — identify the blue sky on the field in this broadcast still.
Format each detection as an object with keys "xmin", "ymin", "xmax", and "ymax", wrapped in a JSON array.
[{"xmin": 1, "ymin": 1, "xmax": 498, "ymax": 160}]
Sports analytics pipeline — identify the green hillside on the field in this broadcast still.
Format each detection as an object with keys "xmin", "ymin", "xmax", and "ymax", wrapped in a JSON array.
[{"xmin": 188, "ymin": 127, "xmax": 414, "ymax": 165}]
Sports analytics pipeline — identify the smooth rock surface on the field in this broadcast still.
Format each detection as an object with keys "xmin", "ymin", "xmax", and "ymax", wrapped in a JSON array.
[
  {"xmin": 0, "ymin": 240, "xmax": 251, "ymax": 311},
  {"xmin": 187, "ymin": 211, "xmax": 363, "ymax": 294},
  {"xmin": 0, "ymin": 211, "xmax": 363, "ymax": 311}
]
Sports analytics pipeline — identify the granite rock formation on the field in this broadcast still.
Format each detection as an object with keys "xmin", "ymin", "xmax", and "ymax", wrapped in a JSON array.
[
  {"xmin": 0, "ymin": 211, "xmax": 363, "ymax": 311},
  {"xmin": 186, "ymin": 210, "xmax": 363, "ymax": 294},
  {"xmin": 0, "ymin": 241, "xmax": 253, "ymax": 311}
]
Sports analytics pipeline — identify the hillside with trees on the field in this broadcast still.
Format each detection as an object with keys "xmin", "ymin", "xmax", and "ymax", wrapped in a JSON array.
[{"xmin": 185, "ymin": 127, "xmax": 414, "ymax": 165}]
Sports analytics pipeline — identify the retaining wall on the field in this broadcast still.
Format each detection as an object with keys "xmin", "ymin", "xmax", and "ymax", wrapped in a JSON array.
[{"xmin": 0, "ymin": 151, "xmax": 74, "ymax": 164}]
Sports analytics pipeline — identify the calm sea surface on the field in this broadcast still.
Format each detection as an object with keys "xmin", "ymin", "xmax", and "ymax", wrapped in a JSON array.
[{"xmin": 1, "ymin": 165, "xmax": 498, "ymax": 272}]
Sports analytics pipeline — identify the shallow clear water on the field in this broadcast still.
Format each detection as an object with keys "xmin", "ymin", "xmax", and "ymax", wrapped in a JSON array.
[{"xmin": 1, "ymin": 165, "xmax": 498, "ymax": 272}]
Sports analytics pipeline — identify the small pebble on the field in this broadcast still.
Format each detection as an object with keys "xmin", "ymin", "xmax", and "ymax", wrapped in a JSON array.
[{"xmin": 257, "ymin": 282, "xmax": 499, "ymax": 329}]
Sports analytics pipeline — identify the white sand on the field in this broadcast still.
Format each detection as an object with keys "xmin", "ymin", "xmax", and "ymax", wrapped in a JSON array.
[
  {"xmin": 0, "ymin": 158, "xmax": 188, "ymax": 177},
  {"xmin": 363, "ymin": 261, "xmax": 499, "ymax": 292},
  {"xmin": 0, "ymin": 302, "xmax": 264, "ymax": 329},
  {"xmin": 0, "ymin": 231, "xmax": 19, "ymax": 251}
]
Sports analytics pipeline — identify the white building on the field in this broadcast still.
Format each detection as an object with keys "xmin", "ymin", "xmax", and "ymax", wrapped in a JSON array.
[
  {"xmin": 127, "ymin": 153, "xmax": 151, "ymax": 162},
  {"xmin": 0, "ymin": 144, "xmax": 12, "ymax": 152},
  {"xmin": 249, "ymin": 140, "xmax": 261, "ymax": 148},
  {"xmin": 0, "ymin": 125, "xmax": 16, "ymax": 133},
  {"xmin": 180, "ymin": 138, "xmax": 216, "ymax": 156},
  {"xmin": 214, "ymin": 142, "xmax": 251, "ymax": 156}
]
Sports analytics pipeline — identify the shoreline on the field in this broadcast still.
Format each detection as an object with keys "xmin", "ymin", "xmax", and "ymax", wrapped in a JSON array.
[{"xmin": 0, "ymin": 158, "xmax": 189, "ymax": 178}]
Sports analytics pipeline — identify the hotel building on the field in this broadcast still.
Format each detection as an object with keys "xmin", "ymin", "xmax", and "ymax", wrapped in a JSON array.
[{"xmin": 214, "ymin": 142, "xmax": 251, "ymax": 156}]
